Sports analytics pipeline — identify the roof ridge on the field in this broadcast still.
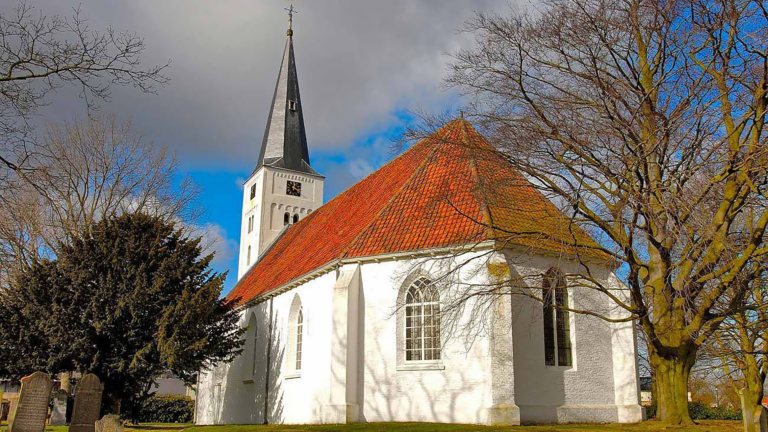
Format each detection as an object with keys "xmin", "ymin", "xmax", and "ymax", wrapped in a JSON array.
[
  {"xmin": 460, "ymin": 120, "xmax": 497, "ymax": 242},
  {"xmin": 340, "ymin": 129, "xmax": 448, "ymax": 260}
]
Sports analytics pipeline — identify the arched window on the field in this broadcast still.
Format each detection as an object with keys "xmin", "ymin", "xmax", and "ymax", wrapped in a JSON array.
[
  {"xmin": 405, "ymin": 277, "xmax": 440, "ymax": 361},
  {"xmin": 284, "ymin": 212, "xmax": 290, "ymax": 226},
  {"xmin": 247, "ymin": 246, "xmax": 251, "ymax": 265},
  {"xmin": 295, "ymin": 308, "xmax": 303, "ymax": 370},
  {"xmin": 543, "ymin": 268, "xmax": 572, "ymax": 367},
  {"xmin": 288, "ymin": 295, "xmax": 304, "ymax": 374},
  {"xmin": 293, "ymin": 214, "xmax": 299, "ymax": 224},
  {"xmin": 242, "ymin": 313, "xmax": 257, "ymax": 382}
]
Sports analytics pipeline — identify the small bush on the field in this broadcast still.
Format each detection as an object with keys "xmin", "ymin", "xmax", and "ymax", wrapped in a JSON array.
[
  {"xmin": 646, "ymin": 402, "xmax": 741, "ymax": 421},
  {"xmin": 136, "ymin": 395, "xmax": 194, "ymax": 423}
]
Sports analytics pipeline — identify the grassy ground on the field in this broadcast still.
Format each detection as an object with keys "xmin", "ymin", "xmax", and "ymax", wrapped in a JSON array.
[{"xmin": 0, "ymin": 421, "xmax": 743, "ymax": 432}]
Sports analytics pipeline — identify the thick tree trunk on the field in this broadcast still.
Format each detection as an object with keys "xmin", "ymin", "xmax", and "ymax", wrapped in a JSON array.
[{"xmin": 651, "ymin": 351, "xmax": 695, "ymax": 424}]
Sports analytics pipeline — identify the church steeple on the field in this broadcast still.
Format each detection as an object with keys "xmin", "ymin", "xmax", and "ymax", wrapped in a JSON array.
[
  {"xmin": 256, "ymin": 6, "xmax": 316, "ymax": 176},
  {"xmin": 238, "ymin": 6, "xmax": 324, "ymax": 279}
]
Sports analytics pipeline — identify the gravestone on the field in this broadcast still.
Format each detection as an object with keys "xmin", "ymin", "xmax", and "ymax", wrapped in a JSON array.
[
  {"xmin": 94, "ymin": 415, "xmax": 123, "ymax": 432},
  {"xmin": 8, "ymin": 395, "xmax": 19, "ymax": 426},
  {"xmin": 50, "ymin": 389, "xmax": 68, "ymax": 425},
  {"xmin": 8, "ymin": 372, "xmax": 53, "ymax": 432},
  {"xmin": 69, "ymin": 374, "xmax": 103, "ymax": 432}
]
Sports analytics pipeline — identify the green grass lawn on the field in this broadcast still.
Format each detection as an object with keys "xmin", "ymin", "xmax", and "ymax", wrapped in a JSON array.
[{"xmin": 0, "ymin": 421, "xmax": 743, "ymax": 432}]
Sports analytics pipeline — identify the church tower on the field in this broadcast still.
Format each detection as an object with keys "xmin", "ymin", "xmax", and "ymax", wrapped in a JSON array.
[{"xmin": 238, "ymin": 10, "xmax": 324, "ymax": 279}]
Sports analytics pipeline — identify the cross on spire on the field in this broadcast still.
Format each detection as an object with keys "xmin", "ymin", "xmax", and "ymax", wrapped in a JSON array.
[{"xmin": 285, "ymin": 3, "xmax": 297, "ymax": 35}]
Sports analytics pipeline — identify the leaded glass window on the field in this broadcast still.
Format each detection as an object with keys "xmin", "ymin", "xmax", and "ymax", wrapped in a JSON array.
[
  {"xmin": 405, "ymin": 278, "xmax": 440, "ymax": 361},
  {"xmin": 543, "ymin": 269, "xmax": 572, "ymax": 367},
  {"xmin": 295, "ymin": 308, "xmax": 303, "ymax": 370}
]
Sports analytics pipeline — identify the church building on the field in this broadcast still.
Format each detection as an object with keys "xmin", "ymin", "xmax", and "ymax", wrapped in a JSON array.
[{"xmin": 195, "ymin": 16, "xmax": 644, "ymax": 426}]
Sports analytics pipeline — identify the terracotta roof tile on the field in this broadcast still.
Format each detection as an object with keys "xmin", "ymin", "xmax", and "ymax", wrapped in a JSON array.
[{"xmin": 227, "ymin": 119, "xmax": 608, "ymax": 306}]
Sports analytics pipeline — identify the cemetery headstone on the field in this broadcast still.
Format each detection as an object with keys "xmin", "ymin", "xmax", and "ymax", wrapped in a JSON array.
[
  {"xmin": 94, "ymin": 415, "xmax": 123, "ymax": 432},
  {"xmin": 50, "ymin": 389, "xmax": 68, "ymax": 425},
  {"xmin": 8, "ymin": 372, "xmax": 53, "ymax": 432},
  {"xmin": 69, "ymin": 374, "xmax": 103, "ymax": 432},
  {"xmin": 8, "ymin": 395, "xmax": 19, "ymax": 425}
]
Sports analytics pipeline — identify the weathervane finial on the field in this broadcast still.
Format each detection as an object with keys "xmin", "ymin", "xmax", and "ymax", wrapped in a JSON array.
[{"xmin": 285, "ymin": 2, "xmax": 297, "ymax": 37}]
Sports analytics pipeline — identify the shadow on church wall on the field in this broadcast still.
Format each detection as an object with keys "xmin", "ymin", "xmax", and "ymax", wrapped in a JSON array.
[{"xmin": 215, "ymin": 301, "xmax": 285, "ymax": 425}]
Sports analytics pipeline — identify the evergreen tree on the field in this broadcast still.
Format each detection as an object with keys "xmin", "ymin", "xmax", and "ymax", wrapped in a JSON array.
[{"xmin": 0, "ymin": 213, "xmax": 244, "ymax": 413}]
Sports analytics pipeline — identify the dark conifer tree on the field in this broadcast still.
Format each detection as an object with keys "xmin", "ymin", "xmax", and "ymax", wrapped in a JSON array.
[{"xmin": 0, "ymin": 213, "xmax": 244, "ymax": 413}]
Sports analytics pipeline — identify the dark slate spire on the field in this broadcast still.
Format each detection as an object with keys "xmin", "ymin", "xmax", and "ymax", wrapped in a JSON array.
[{"xmin": 255, "ymin": 14, "xmax": 317, "ymax": 176}]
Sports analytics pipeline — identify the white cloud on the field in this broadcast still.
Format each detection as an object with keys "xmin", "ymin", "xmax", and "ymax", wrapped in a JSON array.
[
  {"xmin": 348, "ymin": 159, "xmax": 374, "ymax": 180},
  {"xmin": 190, "ymin": 222, "xmax": 239, "ymax": 267},
  {"xmin": 235, "ymin": 177, "xmax": 246, "ymax": 190},
  {"xmin": 14, "ymin": 0, "xmax": 514, "ymax": 171}
]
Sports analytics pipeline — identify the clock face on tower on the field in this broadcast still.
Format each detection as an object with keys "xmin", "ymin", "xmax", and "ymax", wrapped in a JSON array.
[{"xmin": 286, "ymin": 180, "xmax": 302, "ymax": 197}]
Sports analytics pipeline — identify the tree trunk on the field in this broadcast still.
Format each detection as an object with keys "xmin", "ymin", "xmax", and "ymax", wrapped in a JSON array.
[
  {"xmin": 110, "ymin": 396, "xmax": 122, "ymax": 415},
  {"xmin": 739, "ymin": 387, "xmax": 762, "ymax": 432},
  {"xmin": 651, "ymin": 351, "xmax": 695, "ymax": 424}
]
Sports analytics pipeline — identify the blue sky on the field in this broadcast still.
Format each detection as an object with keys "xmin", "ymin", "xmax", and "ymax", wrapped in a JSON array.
[{"xmin": 4, "ymin": 0, "xmax": 510, "ymax": 294}]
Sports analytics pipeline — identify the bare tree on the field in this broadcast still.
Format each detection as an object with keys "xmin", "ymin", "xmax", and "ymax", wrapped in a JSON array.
[
  {"xmin": 0, "ymin": 1, "xmax": 169, "ymax": 178},
  {"xmin": 699, "ymin": 260, "xmax": 768, "ymax": 426},
  {"xmin": 0, "ymin": 115, "xmax": 201, "ymax": 283},
  {"xmin": 404, "ymin": 0, "xmax": 768, "ymax": 424}
]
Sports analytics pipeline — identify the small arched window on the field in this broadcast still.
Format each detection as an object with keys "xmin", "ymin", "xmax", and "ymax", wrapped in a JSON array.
[
  {"xmin": 242, "ymin": 313, "xmax": 257, "ymax": 382},
  {"xmin": 284, "ymin": 212, "xmax": 290, "ymax": 226},
  {"xmin": 543, "ymin": 268, "xmax": 572, "ymax": 367},
  {"xmin": 295, "ymin": 308, "xmax": 303, "ymax": 370},
  {"xmin": 405, "ymin": 277, "xmax": 440, "ymax": 361},
  {"xmin": 247, "ymin": 246, "xmax": 251, "ymax": 265},
  {"xmin": 288, "ymin": 295, "xmax": 304, "ymax": 374},
  {"xmin": 293, "ymin": 214, "xmax": 299, "ymax": 224}
]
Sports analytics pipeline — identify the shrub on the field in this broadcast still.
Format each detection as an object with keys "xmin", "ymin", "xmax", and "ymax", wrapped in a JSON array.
[
  {"xmin": 136, "ymin": 395, "xmax": 194, "ymax": 423},
  {"xmin": 646, "ymin": 402, "xmax": 741, "ymax": 421}
]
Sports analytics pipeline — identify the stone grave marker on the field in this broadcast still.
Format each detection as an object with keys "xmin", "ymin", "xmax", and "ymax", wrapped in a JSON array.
[
  {"xmin": 8, "ymin": 395, "xmax": 19, "ymax": 426},
  {"xmin": 69, "ymin": 374, "xmax": 103, "ymax": 432},
  {"xmin": 50, "ymin": 389, "xmax": 69, "ymax": 425},
  {"xmin": 8, "ymin": 371, "xmax": 53, "ymax": 432},
  {"xmin": 95, "ymin": 415, "xmax": 123, "ymax": 432}
]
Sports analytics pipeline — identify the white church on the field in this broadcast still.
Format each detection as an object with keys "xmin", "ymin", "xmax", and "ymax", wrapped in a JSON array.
[{"xmin": 195, "ymin": 17, "xmax": 644, "ymax": 426}]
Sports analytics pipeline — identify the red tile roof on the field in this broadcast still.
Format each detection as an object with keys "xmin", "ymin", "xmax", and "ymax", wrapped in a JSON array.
[{"xmin": 227, "ymin": 119, "xmax": 607, "ymax": 306}]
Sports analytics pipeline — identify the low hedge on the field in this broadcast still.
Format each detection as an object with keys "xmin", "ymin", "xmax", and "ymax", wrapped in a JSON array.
[
  {"xmin": 136, "ymin": 394, "xmax": 194, "ymax": 423},
  {"xmin": 646, "ymin": 402, "xmax": 742, "ymax": 421}
]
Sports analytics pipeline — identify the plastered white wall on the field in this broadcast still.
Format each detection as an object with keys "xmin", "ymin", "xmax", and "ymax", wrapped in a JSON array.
[
  {"xmin": 197, "ymin": 272, "xmax": 335, "ymax": 425},
  {"xmin": 357, "ymin": 258, "xmax": 494, "ymax": 425},
  {"xmin": 503, "ymin": 251, "xmax": 640, "ymax": 424},
  {"xmin": 198, "ymin": 250, "xmax": 643, "ymax": 426}
]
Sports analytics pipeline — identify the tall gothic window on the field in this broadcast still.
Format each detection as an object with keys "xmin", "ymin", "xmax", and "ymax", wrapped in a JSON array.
[
  {"xmin": 543, "ymin": 268, "xmax": 572, "ymax": 367},
  {"xmin": 295, "ymin": 308, "xmax": 303, "ymax": 370},
  {"xmin": 405, "ymin": 277, "xmax": 440, "ymax": 361},
  {"xmin": 288, "ymin": 295, "xmax": 304, "ymax": 374},
  {"xmin": 250, "ymin": 184, "xmax": 256, "ymax": 200}
]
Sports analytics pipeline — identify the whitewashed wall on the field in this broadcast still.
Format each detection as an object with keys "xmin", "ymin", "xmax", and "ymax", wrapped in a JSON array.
[
  {"xmin": 504, "ymin": 252, "xmax": 642, "ymax": 424},
  {"xmin": 197, "ymin": 250, "xmax": 642, "ymax": 426},
  {"xmin": 196, "ymin": 271, "xmax": 336, "ymax": 425}
]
